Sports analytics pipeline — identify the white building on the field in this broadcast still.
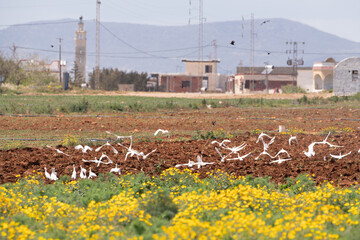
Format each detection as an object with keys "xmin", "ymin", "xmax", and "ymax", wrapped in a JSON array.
[{"xmin": 333, "ymin": 57, "xmax": 360, "ymax": 96}]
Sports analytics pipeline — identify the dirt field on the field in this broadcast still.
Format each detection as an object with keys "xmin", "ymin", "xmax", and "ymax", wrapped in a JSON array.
[{"xmin": 1, "ymin": 103, "xmax": 360, "ymax": 187}]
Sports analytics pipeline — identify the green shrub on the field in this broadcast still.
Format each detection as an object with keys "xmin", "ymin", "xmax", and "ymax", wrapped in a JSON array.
[
  {"xmin": 281, "ymin": 84, "xmax": 306, "ymax": 94},
  {"xmin": 68, "ymin": 98, "xmax": 89, "ymax": 113},
  {"xmin": 140, "ymin": 190, "xmax": 178, "ymax": 220}
]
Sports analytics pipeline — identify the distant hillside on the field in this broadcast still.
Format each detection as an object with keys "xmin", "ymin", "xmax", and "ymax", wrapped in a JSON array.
[{"xmin": 1, "ymin": 18, "xmax": 360, "ymax": 75}]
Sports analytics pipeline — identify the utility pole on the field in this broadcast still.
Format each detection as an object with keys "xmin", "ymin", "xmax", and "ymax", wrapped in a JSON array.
[
  {"xmin": 250, "ymin": 13, "xmax": 255, "ymax": 91},
  {"xmin": 95, "ymin": 0, "xmax": 101, "ymax": 89},
  {"xmin": 286, "ymin": 41, "xmax": 305, "ymax": 86},
  {"xmin": 10, "ymin": 43, "xmax": 17, "ymax": 59},
  {"xmin": 198, "ymin": 0, "xmax": 203, "ymax": 62},
  {"xmin": 57, "ymin": 37, "xmax": 63, "ymax": 83}
]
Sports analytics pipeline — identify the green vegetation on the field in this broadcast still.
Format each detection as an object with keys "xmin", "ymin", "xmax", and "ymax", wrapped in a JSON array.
[
  {"xmin": 2, "ymin": 170, "xmax": 360, "ymax": 239},
  {"xmin": 0, "ymin": 94, "xmax": 360, "ymax": 115},
  {"xmin": 281, "ymin": 84, "xmax": 307, "ymax": 94}
]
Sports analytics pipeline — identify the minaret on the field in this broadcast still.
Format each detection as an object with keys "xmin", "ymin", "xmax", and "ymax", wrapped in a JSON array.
[{"xmin": 74, "ymin": 16, "xmax": 86, "ymax": 86}]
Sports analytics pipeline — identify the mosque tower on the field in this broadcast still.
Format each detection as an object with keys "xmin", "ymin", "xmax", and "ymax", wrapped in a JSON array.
[{"xmin": 74, "ymin": 16, "xmax": 86, "ymax": 86}]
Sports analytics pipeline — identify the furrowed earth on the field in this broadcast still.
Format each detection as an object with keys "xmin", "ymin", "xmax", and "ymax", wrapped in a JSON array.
[{"xmin": 1, "ymin": 106, "xmax": 360, "ymax": 187}]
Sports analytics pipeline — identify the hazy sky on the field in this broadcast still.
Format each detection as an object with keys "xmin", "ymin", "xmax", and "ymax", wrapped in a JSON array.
[{"xmin": 1, "ymin": 0, "xmax": 360, "ymax": 42}]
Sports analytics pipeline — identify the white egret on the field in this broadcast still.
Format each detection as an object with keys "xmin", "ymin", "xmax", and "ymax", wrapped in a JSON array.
[
  {"xmin": 71, "ymin": 165, "xmax": 76, "ymax": 180},
  {"xmin": 288, "ymin": 135, "xmax": 298, "ymax": 145},
  {"xmin": 50, "ymin": 168, "xmax": 58, "ymax": 181},
  {"xmin": 75, "ymin": 145, "xmax": 93, "ymax": 153},
  {"xmin": 88, "ymin": 167, "xmax": 97, "ymax": 179},
  {"xmin": 46, "ymin": 145, "xmax": 71, "ymax": 157},
  {"xmin": 95, "ymin": 142, "xmax": 118, "ymax": 154},
  {"xmin": 154, "ymin": 129, "xmax": 170, "ymax": 138},
  {"xmin": 44, "ymin": 167, "xmax": 51, "ymax": 180},
  {"xmin": 330, "ymin": 151, "xmax": 352, "ymax": 160},
  {"xmin": 110, "ymin": 164, "xmax": 121, "ymax": 175},
  {"xmin": 80, "ymin": 165, "xmax": 87, "ymax": 179}
]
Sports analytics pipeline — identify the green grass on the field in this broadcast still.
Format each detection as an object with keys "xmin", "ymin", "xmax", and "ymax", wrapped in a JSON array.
[{"xmin": 0, "ymin": 94, "xmax": 359, "ymax": 115}]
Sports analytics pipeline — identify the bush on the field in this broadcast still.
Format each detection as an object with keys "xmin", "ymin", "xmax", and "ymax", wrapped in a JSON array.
[
  {"xmin": 281, "ymin": 84, "xmax": 307, "ymax": 94},
  {"xmin": 140, "ymin": 190, "xmax": 178, "ymax": 220},
  {"xmin": 69, "ymin": 98, "xmax": 89, "ymax": 113}
]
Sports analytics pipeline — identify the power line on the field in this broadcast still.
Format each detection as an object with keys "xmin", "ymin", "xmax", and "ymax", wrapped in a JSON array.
[{"xmin": 0, "ymin": 20, "xmax": 78, "ymax": 27}]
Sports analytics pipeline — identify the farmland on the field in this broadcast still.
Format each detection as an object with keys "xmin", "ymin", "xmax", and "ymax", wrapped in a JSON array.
[{"xmin": 1, "ymin": 92, "xmax": 360, "ymax": 239}]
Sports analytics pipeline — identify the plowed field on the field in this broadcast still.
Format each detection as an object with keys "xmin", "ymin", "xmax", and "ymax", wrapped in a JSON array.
[{"xmin": 1, "ymin": 106, "xmax": 360, "ymax": 186}]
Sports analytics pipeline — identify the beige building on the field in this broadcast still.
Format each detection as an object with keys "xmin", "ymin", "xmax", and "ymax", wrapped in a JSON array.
[
  {"xmin": 181, "ymin": 59, "xmax": 220, "ymax": 91},
  {"xmin": 312, "ymin": 58, "xmax": 336, "ymax": 91}
]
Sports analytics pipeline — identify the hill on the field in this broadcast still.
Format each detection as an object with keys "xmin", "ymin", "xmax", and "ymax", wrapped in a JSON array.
[{"xmin": 1, "ymin": 18, "xmax": 360, "ymax": 75}]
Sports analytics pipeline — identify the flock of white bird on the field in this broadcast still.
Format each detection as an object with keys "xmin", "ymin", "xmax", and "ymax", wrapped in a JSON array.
[
  {"xmin": 44, "ymin": 129, "xmax": 168, "ymax": 181},
  {"xmin": 44, "ymin": 129, "xmax": 360, "ymax": 181}
]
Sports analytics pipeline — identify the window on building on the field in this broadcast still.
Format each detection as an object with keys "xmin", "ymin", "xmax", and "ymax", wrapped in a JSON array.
[
  {"xmin": 79, "ymin": 50, "xmax": 82, "ymax": 54},
  {"xmin": 352, "ymin": 70, "xmax": 358, "ymax": 81},
  {"xmin": 205, "ymin": 65, "xmax": 212, "ymax": 73},
  {"xmin": 182, "ymin": 80, "xmax": 190, "ymax": 88}
]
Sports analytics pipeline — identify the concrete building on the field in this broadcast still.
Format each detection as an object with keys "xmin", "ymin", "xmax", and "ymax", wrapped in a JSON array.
[
  {"xmin": 19, "ymin": 59, "xmax": 66, "ymax": 81},
  {"xmin": 297, "ymin": 68, "xmax": 314, "ymax": 92},
  {"xmin": 74, "ymin": 16, "xmax": 87, "ymax": 86},
  {"xmin": 149, "ymin": 73, "xmax": 203, "ymax": 92},
  {"xmin": 312, "ymin": 58, "xmax": 336, "ymax": 92},
  {"xmin": 333, "ymin": 57, "xmax": 360, "ymax": 96},
  {"xmin": 147, "ymin": 59, "xmax": 221, "ymax": 93},
  {"xmin": 230, "ymin": 66, "xmax": 299, "ymax": 93},
  {"xmin": 181, "ymin": 59, "xmax": 220, "ymax": 91}
]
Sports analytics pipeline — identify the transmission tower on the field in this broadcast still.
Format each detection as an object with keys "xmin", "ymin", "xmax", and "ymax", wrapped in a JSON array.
[
  {"xmin": 198, "ymin": 0, "xmax": 203, "ymax": 62},
  {"xmin": 286, "ymin": 41, "xmax": 305, "ymax": 85},
  {"xmin": 95, "ymin": 0, "xmax": 101, "ymax": 89},
  {"xmin": 250, "ymin": 13, "xmax": 255, "ymax": 90}
]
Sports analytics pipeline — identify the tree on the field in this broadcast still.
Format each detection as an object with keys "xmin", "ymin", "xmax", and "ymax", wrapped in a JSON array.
[{"xmin": 88, "ymin": 68, "xmax": 149, "ymax": 91}]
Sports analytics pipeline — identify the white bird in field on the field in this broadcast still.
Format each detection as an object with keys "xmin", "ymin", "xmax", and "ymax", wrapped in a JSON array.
[
  {"xmin": 270, "ymin": 156, "xmax": 292, "ymax": 164},
  {"xmin": 71, "ymin": 165, "xmax": 76, "ymax": 180},
  {"xmin": 330, "ymin": 151, "xmax": 352, "ymax": 160},
  {"xmin": 223, "ymin": 143, "xmax": 247, "ymax": 153},
  {"xmin": 227, "ymin": 152, "xmax": 252, "ymax": 161},
  {"xmin": 110, "ymin": 164, "xmax": 121, "ymax": 175},
  {"xmin": 80, "ymin": 165, "xmax": 87, "ymax": 179},
  {"xmin": 106, "ymin": 131, "xmax": 133, "ymax": 141},
  {"xmin": 82, "ymin": 153, "xmax": 113, "ymax": 166},
  {"xmin": 44, "ymin": 167, "xmax": 52, "ymax": 180},
  {"xmin": 118, "ymin": 142, "xmax": 155, "ymax": 161},
  {"xmin": 95, "ymin": 141, "xmax": 118, "ymax": 154},
  {"xmin": 215, "ymin": 147, "xmax": 227, "ymax": 162},
  {"xmin": 321, "ymin": 132, "xmax": 343, "ymax": 148},
  {"xmin": 138, "ymin": 148, "xmax": 157, "ymax": 160},
  {"xmin": 98, "ymin": 153, "xmax": 113, "ymax": 165},
  {"xmin": 175, "ymin": 159, "xmax": 195, "ymax": 168},
  {"xmin": 154, "ymin": 129, "xmax": 170, "ymax": 138},
  {"xmin": 255, "ymin": 150, "xmax": 275, "ymax": 160},
  {"xmin": 88, "ymin": 167, "xmax": 97, "ymax": 179},
  {"xmin": 194, "ymin": 155, "xmax": 214, "ymax": 169},
  {"xmin": 288, "ymin": 135, "xmax": 298, "ymax": 145},
  {"xmin": 46, "ymin": 145, "xmax": 71, "ymax": 157},
  {"xmin": 256, "ymin": 132, "xmax": 274, "ymax": 143},
  {"xmin": 260, "ymin": 136, "xmax": 275, "ymax": 151},
  {"xmin": 211, "ymin": 139, "xmax": 231, "ymax": 148},
  {"xmin": 303, "ymin": 141, "xmax": 320, "ymax": 158},
  {"xmin": 74, "ymin": 145, "xmax": 93, "ymax": 153},
  {"xmin": 274, "ymin": 149, "xmax": 291, "ymax": 158},
  {"xmin": 50, "ymin": 168, "xmax": 58, "ymax": 181}
]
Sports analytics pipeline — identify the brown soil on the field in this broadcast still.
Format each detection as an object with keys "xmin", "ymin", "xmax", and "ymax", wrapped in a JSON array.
[
  {"xmin": 1, "ymin": 103, "xmax": 360, "ymax": 187},
  {"xmin": 1, "ymin": 133, "xmax": 360, "ymax": 187}
]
